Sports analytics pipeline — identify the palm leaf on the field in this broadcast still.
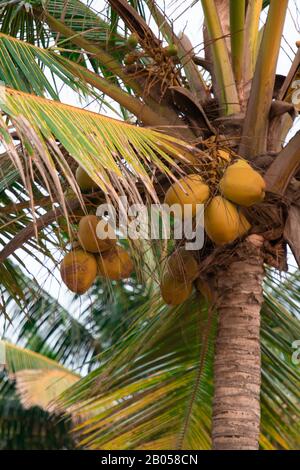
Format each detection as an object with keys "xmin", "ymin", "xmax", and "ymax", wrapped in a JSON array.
[
  {"xmin": 0, "ymin": 32, "xmax": 100, "ymax": 100},
  {"xmin": 1, "ymin": 339, "xmax": 78, "ymax": 373},
  {"xmin": 0, "ymin": 86, "xmax": 189, "ymax": 205},
  {"xmin": 1, "ymin": 340, "xmax": 79, "ymax": 411},
  {"xmin": 60, "ymin": 270, "xmax": 300, "ymax": 450},
  {"xmin": 0, "ymin": 0, "xmax": 123, "ymax": 48},
  {"xmin": 61, "ymin": 293, "xmax": 216, "ymax": 450},
  {"xmin": 5, "ymin": 263, "xmax": 149, "ymax": 369}
]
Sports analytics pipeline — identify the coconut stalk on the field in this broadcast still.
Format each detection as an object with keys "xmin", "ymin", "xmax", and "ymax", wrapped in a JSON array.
[
  {"xmin": 264, "ymin": 131, "xmax": 300, "ymax": 194},
  {"xmin": 57, "ymin": 55, "xmax": 192, "ymax": 133},
  {"xmin": 239, "ymin": 0, "xmax": 288, "ymax": 159},
  {"xmin": 201, "ymin": 0, "xmax": 240, "ymax": 115},
  {"xmin": 243, "ymin": 0, "xmax": 263, "ymax": 87},
  {"xmin": 230, "ymin": 0, "xmax": 245, "ymax": 85},
  {"xmin": 35, "ymin": 8, "xmax": 141, "ymax": 95}
]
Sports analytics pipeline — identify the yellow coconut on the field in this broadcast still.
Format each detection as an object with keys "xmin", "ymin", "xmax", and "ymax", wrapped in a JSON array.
[
  {"xmin": 78, "ymin": 215, "xmax": 116, "ymax": 253},
  {"xmin": 204, "ymin": 196, "xmax": 250, "ymax": 245},
  {"xmin": 97, "ymin": 246, "xmax": 133, "ymax": 280},
  {"xmin": 166, "ymin": 247, "xmax": 198, "ymax": 282},
  {"xmin": 160, "ymin": 271, "xmax": 192, "ymax": 306},
  {"xmin": 164, "ymin": 174, "xmax": 210, "ymax": 218},
  {"xmin": 220, "ymin": 160, "xmax": 266, "ymax": 206},
  {"xmin": 60, "ymin": 249, "xmax": 97, "ymax": 294},
  {"xmin": 75, "ymin": 166, "xmax": 97, "ymax": 192}
]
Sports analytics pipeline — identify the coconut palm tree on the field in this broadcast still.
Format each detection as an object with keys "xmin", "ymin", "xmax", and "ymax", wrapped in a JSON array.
[{"xmin": 0, "ymin": 0, "xmax": 299, "ymax": 450}]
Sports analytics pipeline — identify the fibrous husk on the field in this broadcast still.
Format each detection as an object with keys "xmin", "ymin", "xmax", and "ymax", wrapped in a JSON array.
[
  {"xmin": 60, "ymin": 249, "xmax": 97, "ymax": 294},
  {"xmin": 75, "ymin": 166, "xmax": 97, "ymax": 192},
  {"xmin": 204, "ymin": 196, "xmax": 251, "ymax": 245},
  {"xmin": 166, "ymin": 247, "xmax": 198, "ymax": 282},
  {"xmin": 219, "ymin": 160, "xmax": 266, "ymax": 206},
  {"xmin": 164, "ymin": 174, "xmax": 210, "ymax": 218},
  {"xmin": 160, "ymin": 271, "xmax": 193, "ymax": 306},
  {"xmin": 78, "ymin": 215, "xmax": 116, "ymax": 253},
  {"xmin": 97, "ymin": 245, "xmax": 133, "ymax": 280}
]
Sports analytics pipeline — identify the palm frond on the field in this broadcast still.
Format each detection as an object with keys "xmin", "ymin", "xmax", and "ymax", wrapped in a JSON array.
[
  {"xmin": 5, "ymin": 263, "xmax": 149, "ymax": 370},
  {"xmin": 0, "ymin": 32, "xmax": 114, "ymax": 107},
  {"xmin": 61, "ymin": 293, "xmax": 216, "ymax": 450},
  {"xmin": 0, "ymin": 86, "xmax": 188, "ymax": 206},
  {"xmin": 1, "ymin": 339, "xmax": 78, "ymax": 373},
  {"xmin": 0, "ymin": 0, "xmax": 123, "ymax": 49},
  {"xmin": 60, "ymin": 270, "xmax": 300, "ymax": 450},
  {"xmin": 1, "ymin": 340, "xmax": 79, "ymax": 411}
]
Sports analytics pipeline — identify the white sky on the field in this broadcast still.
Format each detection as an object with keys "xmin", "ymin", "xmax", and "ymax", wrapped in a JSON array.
[{"xmin": 3, "ymin": 0, "xmax": 300, "ymax": 330}]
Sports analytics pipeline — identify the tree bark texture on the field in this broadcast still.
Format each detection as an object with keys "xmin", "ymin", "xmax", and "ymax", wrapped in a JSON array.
[{"xmin": 212, "ymin": 235, "xmax": 265, "ymax": 450}]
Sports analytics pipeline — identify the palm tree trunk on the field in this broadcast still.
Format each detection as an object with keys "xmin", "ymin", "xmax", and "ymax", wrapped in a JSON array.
[{"xmin": 212, "ymin": 235, "xmax": 265, "ymax": 450}]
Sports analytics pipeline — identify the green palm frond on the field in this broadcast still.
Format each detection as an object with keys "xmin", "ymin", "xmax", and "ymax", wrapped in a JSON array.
[
  {"xmin": 61, "ymin": 293, "xmax": 216, "ymax": 450},
  {"xmin": 60, "ymin": 270, "xmax": 300, "ymax": 450},
  {"xmin": 0, "ymin": 0, "xmax": 123, "ymax": 47},
  {"xmin": 0, "ymin": 32, "xmax": 107, "ymax": 102},
  {"xmin": 0, "ymin": 1, "xmax": 49, "ymax": 46},
  {"xmin": 0, "ymin": 87, "xmax": 187, "ymax": 203},
  {"xmin": 41, "ymin": 0, "xmax": 124, "ymax": 46},
  {"xmin": 9, "ymin": 273, "xmax": 150, "ymax": 369}
]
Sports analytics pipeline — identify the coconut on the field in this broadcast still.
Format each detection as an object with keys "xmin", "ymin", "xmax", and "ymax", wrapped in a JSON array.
[
  {"xmin": 204, "ymin": 196, "xmax": 250, "ymax": 245},
  {"xmin": 78, "ymin": 215, "xmax": 116, "ymax": 253},
  {"xmin": 164, "ymin": 174, "xmax": 210, "ymax": 218},
  {"xmin": 166, "ymin": 247, "xmax": 198, "ymax": 282},
  {"xmin": 97, "ymin": 246, "xmax": 133, "ymax": 280},
  {"xmin": 75, "ymin": 166, "xmax": 97, "ymax": 192},
  {"xmin": 127, "ymin": 33, "xmax": 138, "ymax": 49},
  {"xmin": 160, "ymin": 271, "xmax": 192, "ymax": 306},
  {"xmin": 124, "ymin": 52, "xmax": 137, "ymax": 65},
  {"xmin": 60, "ymin": 249, "xmax": 97, "ymax": 294},
  {"xmin": 164, "ymin": 44, "xmax": 178, "ymax": 57},
  {"xmin": 220, "ymin": 160, "xmax": 266, "ymax": 206}
]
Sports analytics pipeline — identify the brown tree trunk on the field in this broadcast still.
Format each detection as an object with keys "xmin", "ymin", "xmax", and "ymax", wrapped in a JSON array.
[{"xmin": 212, "ymin": 235, "xmax": 265, "ymax": 450}]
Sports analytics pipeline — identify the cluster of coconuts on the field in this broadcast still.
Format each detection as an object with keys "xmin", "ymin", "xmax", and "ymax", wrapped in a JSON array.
[
  {"xmin": 123, "ymin": 33, "xmax": 178, "ymax": 66},
  {"xmin": 161, "ymin": 153, "xmax": 266, "ymax": 305},
  {"xmin": 60, "ymin": 167, "xmax": 133, "ymax": 295}
]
